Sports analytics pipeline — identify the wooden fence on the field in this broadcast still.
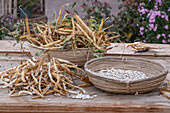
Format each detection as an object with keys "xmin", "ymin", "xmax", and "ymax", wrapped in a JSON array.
[{"xmin": 0, "ymin": 0, "xmax": 17, "ymax": 18}]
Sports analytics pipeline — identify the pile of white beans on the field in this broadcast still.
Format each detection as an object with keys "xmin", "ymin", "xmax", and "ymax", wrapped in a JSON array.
[{"xmin": 98, "ymin": 68, "xmax": 148, "ymax": 81}]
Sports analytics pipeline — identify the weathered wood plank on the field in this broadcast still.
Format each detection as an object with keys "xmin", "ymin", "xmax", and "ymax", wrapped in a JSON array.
[
  {"xmin": 13, "ymin": 0, "xmax": 17, "ymax": 18},
  {"xmin": 1, "ymin": 0, "xmax": 5, "ymax": 15},
  {"xmin": 0, "ymin": 85, "xmax": 170, "ymax": 112},
  {"xmin": 1, "ymin": 41, "xmax": 170, "ymax": 57},
  {"xmin": 0, "ymin": 41, "xmax": 170, "ymax": 113},
  {"xmin": 0, "ymin": 103, "xmax": 169, "ymax": 113},
  {"xmin": 9, "ymin": 0, "xmax": 11, "ymax": 13},
  {"xmin": 105, "ymin": 43, "xmax": 170, "ymax": 57},
  {"xmin": 0, "ymin": 40, "xmax": 29, "ymax": 53},
  {"xmin": 0, "ymin": 80, "xmax": 170, "ymax": 112}
]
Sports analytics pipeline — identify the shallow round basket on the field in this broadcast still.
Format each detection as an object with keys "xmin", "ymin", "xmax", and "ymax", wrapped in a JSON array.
[
  {"xmin": 29, "ymin": 44, "xmax": 94, "ymax": 66},
  {"xmin": 84, "ymin": 57, "xmax": 168, "ymax": 94}
]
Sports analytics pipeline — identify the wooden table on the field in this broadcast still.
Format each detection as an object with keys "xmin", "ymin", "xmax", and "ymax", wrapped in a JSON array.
[{"xmin": 0, "ymin": 40, "xmax": 170, "ymax": 113}]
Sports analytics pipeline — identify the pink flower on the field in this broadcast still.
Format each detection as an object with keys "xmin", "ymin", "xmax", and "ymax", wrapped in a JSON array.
[
  {"xmin": 165, "ymin": 16, "xmax": 169, "ymax": 21},
  {"xmin": 162, "ymin": 33, "xmax": 166, "ymax": 37},
  {"xmin": 168, "ymin": 39, "xmax": 170, "ymax": 43},
  {"xmin": 149, "ymin": 24, "xmax": 154, "ymax": 28},
  {"xmin": 154, "ymin": 6, "xmax": 158, "ymax": 10},
  {"xmin": 139, "ymin": 3, "xmax": 143, "ymax": 6},
  {"xmin": 147, "ymin": 13, "xmax": 151, "ymax": 17},
  {"xmin": 161, "ymin": 15, "xmax": 164, "ymax": 18},
  {"xmin": 162, "ymin": 40, "xmax": 166, "ymax": 43},
  {"xmin": 153, "ymin": 24, "xmax": 158, "ymax": 31},
  {"xmin": 169, "ymin": 34, "xmax": 170, "ymax": 37},
  {"xmin": 156, "ymin": 11, "xmax": 161, "ymax": 16},
  {"xmin": 140, "ymin": 27, "xmax": 144, "ymax": 31},
  {"xmin": 148, "ymin": 11, "xmax": 163, "ymax": 22},
  {"xmin": 149, "ymin": 17, "xmax": 155, "ymax": 23},
  {"xmin": 168, "ymin": 7, "xmax": 170, "ymax": 12},
  {"xmin": 149, "ymin": 24, "xmax": 154, "ymax": 30},
  {"xmin": 145, "ymin": 9, "xmax": 148, "ymax": 12},
  {"xmin": 165, "ymin": 25, "xmax": 168, "ymax": 29},
  {"xmin": 150, "ymin": 13, "xmax": 156, "ymax": 19},
  {"xmin": 157, "ymin": 34, "xmax": 161, "ymax": 39},
  {"xmin": 140, "ymin": 31, "xmax": 143, "ymax": 35},
  {"xmin": 141, "ymin": 9, "xmax": 146, "ymax": 14},
  {"xmin": 162, "ymin": 12, "xmax": 166, "ymax": 15}
]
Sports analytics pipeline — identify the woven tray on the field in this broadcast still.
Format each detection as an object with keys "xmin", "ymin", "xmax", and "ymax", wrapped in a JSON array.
[
  {"xmin": 84, "ymin": 57, "xmax": 168, "ymax": 94},
  {"xmin": 29, "ymin": 44, "xmax": 94, "ymax": 66}
]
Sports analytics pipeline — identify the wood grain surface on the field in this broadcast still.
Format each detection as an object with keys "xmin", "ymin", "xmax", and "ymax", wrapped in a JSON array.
[
  {"xmin": 105, "ymin": 43, "xmax": 170, "ymax": 57},
  {"xmin": 0, "ymin": 41, "xmax": 170, "ymax": 113}
]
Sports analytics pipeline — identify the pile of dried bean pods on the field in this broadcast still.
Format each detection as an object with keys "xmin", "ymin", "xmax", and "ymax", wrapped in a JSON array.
[{"xmin": 0, "ymin": 56, "xmax": 92, "ymax": 99}]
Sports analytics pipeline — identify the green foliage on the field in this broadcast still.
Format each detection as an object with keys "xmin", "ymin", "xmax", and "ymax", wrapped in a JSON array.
[
  {"xmin": 52, "ymin": 10, "xmax": 56, "ymax": 18},
  {"xmin": 80, "ymin": 0, "xmax": 112, "ymax": 24},
  {"xmin": 112, "ymin": 1, "xmax": 143, "ymax": 43},
  {"xmin": 60, "ymin": 16, "xmax": 72, "ymax": 27},
  {"xmin": 35, "ymin": 50, "xmax": 44, "ymax": 56},
  {"xmin": 5, "ymin": 53, "xmax": 8, "ymax": 56},
  {"xmin": 88, "ymin": 17, "xmax": 100, "ymax": 31},
  {"xmin": 0, "ymin": 14, "xmax": 17, "ymax": 40},
  {"xmin": 17, "ymin": 0, "xmax": 42, "ymax": 14},
  {"xmin": 0, "ymin": 29, "xmax": 4, "ymax": 40},
  {"xmin": 154, "ymin": 53, "xmax": 158, "ymax": 57},
  {"xmin": 72, "ymin": 1, "xmax": 79, "ymax": 15},
  {"xmin": 113, "ymin": 0, "xmax": 170, "ymax": 44},
  {"xmin": 72, "ymin": 2, "xmax": 77, "ymax": 9}
]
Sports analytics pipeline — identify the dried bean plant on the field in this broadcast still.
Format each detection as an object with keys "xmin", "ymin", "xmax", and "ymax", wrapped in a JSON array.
[
  {"xmin": 1, "ymin": 5, "xmax": 119, "ymax": 54},
  {"xmin": 23, "ymin": 12, "xmax": 119, "ymax": 51},
  {"xmin": 0, "ymin": 57, "xmax": 91, "ymax": 99}
]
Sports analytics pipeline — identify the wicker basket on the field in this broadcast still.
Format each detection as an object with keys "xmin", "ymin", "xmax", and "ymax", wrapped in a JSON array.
[
  {"xmin": 29, "ymin": 44, "xmax": 94, "ymax": 66},
  {"xmin": 84, "ymin": 57, "xmax": 168, "ymax": 94}
]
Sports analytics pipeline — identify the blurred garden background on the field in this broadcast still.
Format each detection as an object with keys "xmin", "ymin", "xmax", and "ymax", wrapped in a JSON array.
[{"xmin": 0, "ymin": 0, "xmax": 169, "ymax": 43}]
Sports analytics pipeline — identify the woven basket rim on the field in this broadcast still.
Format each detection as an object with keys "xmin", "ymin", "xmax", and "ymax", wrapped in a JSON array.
[
  {"xmin": 84, "ymin": 56, "xmax": 168, "ymax": 84},
  {"xmin": 29, "ymin": 44, "xmax": 90, "ymax": 51}
]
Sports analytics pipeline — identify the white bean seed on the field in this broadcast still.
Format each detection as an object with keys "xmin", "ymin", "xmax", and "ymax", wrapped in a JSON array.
[{"xmin": 97, "ymin": 68, "xmax": 148, "ymax": 81}]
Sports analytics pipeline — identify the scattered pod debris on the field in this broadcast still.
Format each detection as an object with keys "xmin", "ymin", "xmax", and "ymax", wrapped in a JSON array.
[
  {"xmin": 69, "ymin": 92, "xmax": 97, "ymax": 100},
  {"xmin": 126, "ymin": 42, "xmax": 158, "ymax": 51},
  {"xmin": 135, "ymin": 91, "xmax": 138, "ymax": 95},
  {"xmin": 160, "ymin": 80, "xmax": 170, "ymax": 99}
]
